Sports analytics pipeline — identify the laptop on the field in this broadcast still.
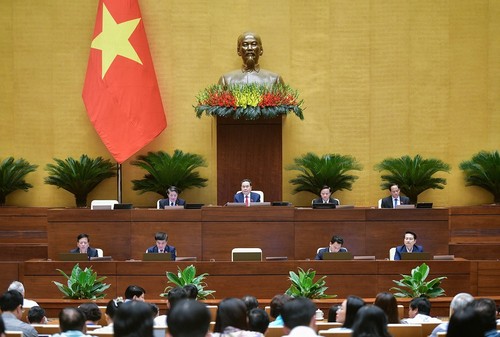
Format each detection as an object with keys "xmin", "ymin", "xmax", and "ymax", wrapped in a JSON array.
[
  {"xmin": 184, "ymin": 203, "xmax": 204, "ymax": 209},
  {"xmin": 142, "ymin": 253, "xmax": 173, "ymax": 261},
  {"xmin": 90, "ymin": 256, "xmax": 113, "ymax": 261},
  {"xmin": 113, "ymin": 203, "xmax": 133, "ymax": 209},
  {"xmin": 58, "ymin": 253, "xmax": 88, "ymax": 261},
  {"xmin": 322, "ymin": 252, "xmax": 353, "ymax": 260},
  {"xmin": 175, "ymin": 256, "xmax": 197, "ymax": 261},
  {"xmin": 265, "ymin": 256, "xmax": 288, "ymax": 261},
  {"xmin": 312, "ymin": 203, "xmax": 336, "ymax": 209},
  {"xmin": 225, "ymin": 202, "xmax": 246, "ymax": 207},
  {"xmin": 400, "ymin": 252, "xmax": 432, "ymax": 260},
  {"xmin": 271, "ymin": 201, "xmax": 291, "ymax": 206},
  {"xmin": 249, "ymin": 202, "xmax": 271, "ymax": 207},
  {"xmin": 91, "ymin": 204, "xmax": 114, "ymax": 210},
  {"xmin": 416, "ymin": 202, "xmax": 433, "ymax": 209}
]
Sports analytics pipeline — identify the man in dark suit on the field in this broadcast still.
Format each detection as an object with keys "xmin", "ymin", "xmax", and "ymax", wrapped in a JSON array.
[
  {"xmin": 145, "ymin": 231, "xmax": 176, "ymax": 261},
  {"xmin": 158, "ymin": 186, "xmax": 186, "ymax": 209},
  {"xmin": 234, "ymin": 179, "xmax": 261, "ymax": 205},
  {"xmin": 380, "ymin": 183, "xmax": 410, "ymax": 208},
  {"xmin": 394, "ymin": 231, "xmax": 424, "ymax": 260},
  {"xmin": 69, "ymin": 233, "xmax": 98, "ymax": 259},
  {"xmin": 315, "ymin": 235, "xmax": 348, "ymax": 260},
  {"xmin": 312, "ymin": 185, "xmax": 340, "ymax": 205}
]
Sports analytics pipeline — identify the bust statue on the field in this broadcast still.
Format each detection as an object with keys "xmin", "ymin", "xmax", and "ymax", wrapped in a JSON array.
[{"xmin": 218, "ymin": 32, "xmax": 284, "ymax": 86}]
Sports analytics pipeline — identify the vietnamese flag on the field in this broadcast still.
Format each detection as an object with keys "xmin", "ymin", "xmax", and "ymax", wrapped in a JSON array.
[{"xmin": 82, "ymin": 0, "xmax": 166, "ymax": 164}]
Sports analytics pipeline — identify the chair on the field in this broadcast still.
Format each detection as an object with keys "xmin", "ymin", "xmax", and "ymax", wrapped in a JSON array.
[
  {"xmin": 397, "ymin": 304, "xmax": 404, "ymax": 321},
  {"xmin": 31, "ymin": 325, "xmax": 60, "ymax": 335},
  {"xmin": 316, "ymin": 322, "xmax": 342, "ymax": 330},
  {"xmin": 389, "ymin": 247, "xmax": 397, "ymax": 260},
  {"xmin": 235, "ymin": 191, "xmax": 264, "ymax": 202},
  {"xmin": 317, "ymin": 247, "xmax": 326, "ymax": 254},
  {"xmin": 231, "ymin": 248, "xmax": 262, "ymax": 261},
  {"xmin": 90, "ymin": 200, "xmax": 118, "ymax": 210},
  {"xmin": 387, "ymin": 324, "xmax": 423, "ymax": 337},
  {"xmin": 265, "ymin": 326, "xmax": 285, "ymax": 337},
  {"xmin": 318, "ymin": 330, "xmax": 352, "ymax": 336},
  {"xmin": 378, "ymin": 198, "xmax": 383, "ymax": 208},
  {"xmin": 90, "ymin": 332, "xmax": 114, "ymax": 337},
  {"xmin": 436, "ymin": 333, "xmax": 446, "ymax": 337},
  {"xmin": 421, "ymin": 322, "xmax": 442, "ymax": 337},
  {"xmin": 156, "ymin": 199, "xmax": 162, "ymax": 209},
  {"xmin": 207, "ymin": 305, "xmax": 217, "ymax": 321},
  {"xmin": 5, "ymin": 332, "xmax": 23, "ymax": 337},
  {"xmin": 96, "ymin": 248, "xmax": 103, "ymax": 257}
]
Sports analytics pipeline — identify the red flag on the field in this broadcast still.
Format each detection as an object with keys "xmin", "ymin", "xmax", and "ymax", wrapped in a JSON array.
[{"xmin": 82, "ymin": 0, "xmax": 166, "ymax": 164}]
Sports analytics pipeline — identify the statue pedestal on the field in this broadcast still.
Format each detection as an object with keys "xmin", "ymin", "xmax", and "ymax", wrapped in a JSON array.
[{"xmin": 216, "ymin": 116, "xmax": 283, "ymax": 204}]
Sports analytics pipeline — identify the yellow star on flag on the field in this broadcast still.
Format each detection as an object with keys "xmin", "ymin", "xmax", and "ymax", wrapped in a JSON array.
[{"xmin": 91, "ymin": 3, "xmax": 142, "ymax": 79}]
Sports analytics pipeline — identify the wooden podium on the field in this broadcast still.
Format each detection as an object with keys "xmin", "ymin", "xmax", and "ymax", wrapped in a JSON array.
[{"xmin": 216, "ymin": 116, "xmax": 283, "ymax": 204}]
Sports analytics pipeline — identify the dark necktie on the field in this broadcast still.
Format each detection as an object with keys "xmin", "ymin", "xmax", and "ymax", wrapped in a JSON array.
[{"xmin": 245, "ymin": 195, "xmax": 249, "ymax": 206}]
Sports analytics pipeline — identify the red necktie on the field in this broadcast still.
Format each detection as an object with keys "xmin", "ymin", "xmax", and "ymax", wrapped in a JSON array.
[{"xmin": 245, "ymin": 195, "xmax": 249, "ymax": 207}]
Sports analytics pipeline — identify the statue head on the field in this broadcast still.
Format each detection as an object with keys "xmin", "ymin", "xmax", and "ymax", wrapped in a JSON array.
[{"xmin": 237, "ymin": 32, "xmax": 263, "ymax": 69}]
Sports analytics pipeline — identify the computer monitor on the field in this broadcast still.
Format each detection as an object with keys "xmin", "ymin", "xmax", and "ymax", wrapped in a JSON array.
[
  {"xmin": 322, "ymin": 252, "xmax": 353, "ymax": 260},
  {"xmin": 312, "ymin": 203, "xmax": 336, "ymax": 209},
  {"xmin": 184, "ymin": 203, "xmax": 204, "ymax": 209},
  {"xmin": 231, "ymin": 248, "xmax": 262, "ymax": 261},
  {"xmin": 58, "ymin": 253, "xmax": 88, "ymax": 261},
  {"xmin": 416, "ymin": 202, "xmax": 433, "ymax": 209},
  {"xmin": 400, "ymin": 252, "xmax": 432, "ymax": 260},
  {"xmin": 395, "ymin": 204, "xmax": 415, "ymax": 209},
  {"xmin": 113, "ymin": 203, "xmax": 133, "ymax": 209},
  {"xmin": 142, "ymin": 253, "xmax": 173, "ymax": 261}
]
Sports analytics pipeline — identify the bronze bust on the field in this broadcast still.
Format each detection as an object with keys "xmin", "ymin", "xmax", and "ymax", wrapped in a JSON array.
[{"xmin": 218, "ymin": 32, "xmax": 284, "ymax": 86}]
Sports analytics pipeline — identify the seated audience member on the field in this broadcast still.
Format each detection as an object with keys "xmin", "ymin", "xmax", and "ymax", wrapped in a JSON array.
[
  {"xmin": 78, "ymin": 302, "xmax": 101, "ymax": 325},
  {"xmin": 373, "ymin": 292, "xmax": 400, "ymax": 323},
  {"xmin": 447, "ymin": 303, "xmax": 485, "ymax": 337},
  {"xmin": 234, "ymin": 179, "xmax": 261, "ymax": 205},
  {"xmin": 0, "ymin": 290, "xmax": 38, "ymax": 337},
  {"xmin": 402, "ymin": 297, "xmax": 441, "ymax": 323},
  {"xmin": 268, "ymin": 294, "xmax": 293, "ymax": 327},
  {"xmin": 27, "ymin": 306, "xmax": 47, "ymax": 324},
  {"xmin": 281, "ymin": 297, "xmax": 318, "ymax": 337},
  {"xmin": 167, "ymin": 299, "xmax": 211, "ymax": 337},
  {"xmin": 329, "ymin": 295, "xmax": 366, "ymax": 332},
  {"xmin": 430, "ymin": 292, "xmax": 474, "ymax": 337},
  {"xmin": 312, "ymin": 186, "xmax": 339, "ymax": 205},
  {"xmin": 157, "ymin": 287, "xmax": 189, "ymax": 325},
  {"xmin": 327, "ymin": 305, "xmax": 340, "ymax": 322},
  {"xmin": 380, "ymin": 183, "xmax": 410, "ymax": 208},
  {"xmin": 394, "ymin": 231, "xmax": 423, "ymax": 260},
  {"xmin": 8, "ymin": 281, "xmax": 39, "ymax": 308},
  {"xmin": 212, "ymin": 298, "xmax": 263, "ymax": 337},
  {"xmin": 91, "ymin": 298, "xmax": 123, "ymax": 333},
  {"xmin": 351, "ymin": 305, "xmax": 392, "ymax": 337},
  {"xmin": 242, "ymin": 295, "xmax": 259, "ymax": 312},
  {"xmin": 114, "ymin": 301, "xmax": 154, "ymax": 337},
  {"xmin": 124, "ymin": 285, "xmax": 146, "ymax": 302},
  {"xmin": 315, "ymin": 235, "xmax": 348, "ymax": 260},
  {"xmin": 158, "ymin": 186, "xmax": 185, "ymax": 208},
  {"xmin": 69, "ymin": 233, "xmax": 98, "ymax": 259},
  {"xmin": 145, "ymin": 232, "xmax": 177, "ymax": 261},
  {"xmin": 52, "ymin": 307, "xmax": 93, "ymax": 337},
  {"xmin": 472, "ymin": 298, "xmax": 500, "ymax": 337},
  {"xmin": 183, "ymin": 284, "xmax": 198, "ymax": 300},
  {"xmin": 248, "ymin": 308, "xmax": 270, "ymax": 334}
]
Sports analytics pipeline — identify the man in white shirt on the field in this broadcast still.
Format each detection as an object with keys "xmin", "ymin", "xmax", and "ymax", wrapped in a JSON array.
[
  {"xmin": 282, "ymin": 297, "xmax": 319, "ymax": 337},
  {"xmin": 8, "ymin": 281, "xmax": 38, "ymax": 308},
  {"xmin": 402, "ymin": 297, "xmax": 442, "ymax": 324}
]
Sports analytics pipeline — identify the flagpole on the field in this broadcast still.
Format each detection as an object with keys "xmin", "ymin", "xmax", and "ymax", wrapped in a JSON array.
[{"xmin": 117, "ymin": 163, "xmax": 122, "ymax": 203}]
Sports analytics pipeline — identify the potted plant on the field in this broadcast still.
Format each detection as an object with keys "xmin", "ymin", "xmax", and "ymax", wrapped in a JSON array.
[
  {"xmin": 44, "ymin": 154, "xmax": 116, "ymax": 207},
  {"xmin": 131, "ymin": 150, "xmax": 208, "ymax": 198},
  {"xmin": 194, "ymin": 83, "xmax": 304, "ymax": 120},
  {"xmin": 459, "ymin": 150, "xmax": 500, "ymax": 204},
  {"xmin": 390, "ymin": 263, "xmax": 446, "ymax": 298},
  {"xmin": 0, "ymin": 157, "xmax": 38, "ymax": 206},
  {"xmin": 160, "ymin": 265, "xmax": 215, "ymax": 300},
  {"xmin": 286, "ymin": 152, "xmax": 362, "ymax": 197},
  {"xmin": 375, "ymin": 154, "xmax": 451, "ymax": 204},
  {"xmin": 285, "ymin": 267, "xmax": 336, "ymax": 299},
  {"xmin": 53, "ymin": 264, "xmax": 110, "ymax": 299}
]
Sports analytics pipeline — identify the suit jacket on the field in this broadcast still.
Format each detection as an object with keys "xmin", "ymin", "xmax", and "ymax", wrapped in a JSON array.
[
  {"xmin": 234, "ymin": 192, "xmax": 261, "ymax": 203},
  {"xmin": 69, "ymin": 247, "xmax": 98, "ymax": 259},
  {"xmin": 380, "ymin": 195, "xmax": 410, "ymax": 208},
  {"xmin": 146, "ymin": 244, "xmax": 176, "ymax": 261},
  {"xmin": 312, "ymin": 197, "xmax": 339, "ymax": 205},
  {"xmin": 394, "ymin": 244, "xmax": 424, "ymax": 260},
  {"xmin": 314, "ymin": 247, "xmax": 348, "ymax": 260},
  {"xmin": 158, "ymin": 198, "xmax": 186, "ymax": 209}
]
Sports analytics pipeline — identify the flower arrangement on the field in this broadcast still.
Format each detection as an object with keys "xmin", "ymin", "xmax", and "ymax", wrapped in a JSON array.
[{"xmin": 194, "ymin": 83, "xmax": 304, "ymax": 120}]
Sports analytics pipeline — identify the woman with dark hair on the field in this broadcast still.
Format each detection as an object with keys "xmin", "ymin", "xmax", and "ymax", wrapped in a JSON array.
[
  {"xmin": 327, "ymin": 305, "xmax": 340, "ymax": 322},
  {"xmin": 92, "ymin": 298, "xmax": 123, "ymax": 332},
  {"xmin": 78, "ymin": 302, "xmax": 102, "ymax": 325},
  {"xmin": 212, "ymin": 298, "xmax": 263, "ymax": 337},
  {"xmin": 328, "ymin": 295, "xmax": 366, "ymax": 332},
  {"xmin": 447, "ymin": 304, "xmax": 485, "ymax": 337},
  {"xmin": 352, "ymin": 305, "xmax": 392, "ymax": 337},
  {"xmin": 374, "ymin": 292, "xmax": 400, "ymax": 323}
]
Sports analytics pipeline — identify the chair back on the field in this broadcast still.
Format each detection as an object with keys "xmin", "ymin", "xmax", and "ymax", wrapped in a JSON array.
[
  {"xmin": 318, "ymin": 330, "xmax": 352, "ymax": 336},
  {"xmin": 31, "ymin": 325, "xmax": 60, "ymax": 335},
  {"xmin": 378, "ymin": 198, "xmax": 382, "ymax": 208},
  {"xmin": 5, "ymin": 332, "xmax": 23, "ymax": 337},
  {"xmin": 389, "ymin": 247, "xmax": 397, "ymax": 260},
  {"xmin": 316, "ymin": 322, "xmax": 342, "ymax": 330},
  {"xmin": 207, "ymin": 305, "xmax": 217, "ymax": 321},
  {"xmin": 90, "ymin": 200, "xmax": 118, "ymax": 210},
  {"xmin": 96, "ymin": 248, "xmax": 104, "ymax": 257},
  {"xmin": 388, "ymin": 323, "xmax": 423, "ymax": 337},
  {"xmin": 265, "ymin": 326, "xmax": 285, "ymax": 337},
  {"xmin": 156, "ymin": 199, "xmax": 162, "ymax": 209},
  {"xmin": 90, "ymin": 332, "xmax": 114, "ymax": 337}
]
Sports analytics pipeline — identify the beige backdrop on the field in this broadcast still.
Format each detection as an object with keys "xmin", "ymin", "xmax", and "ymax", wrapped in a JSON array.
[{"xmin": 1, "ymin": 0, "xmax": 499, "ymax": 207}]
